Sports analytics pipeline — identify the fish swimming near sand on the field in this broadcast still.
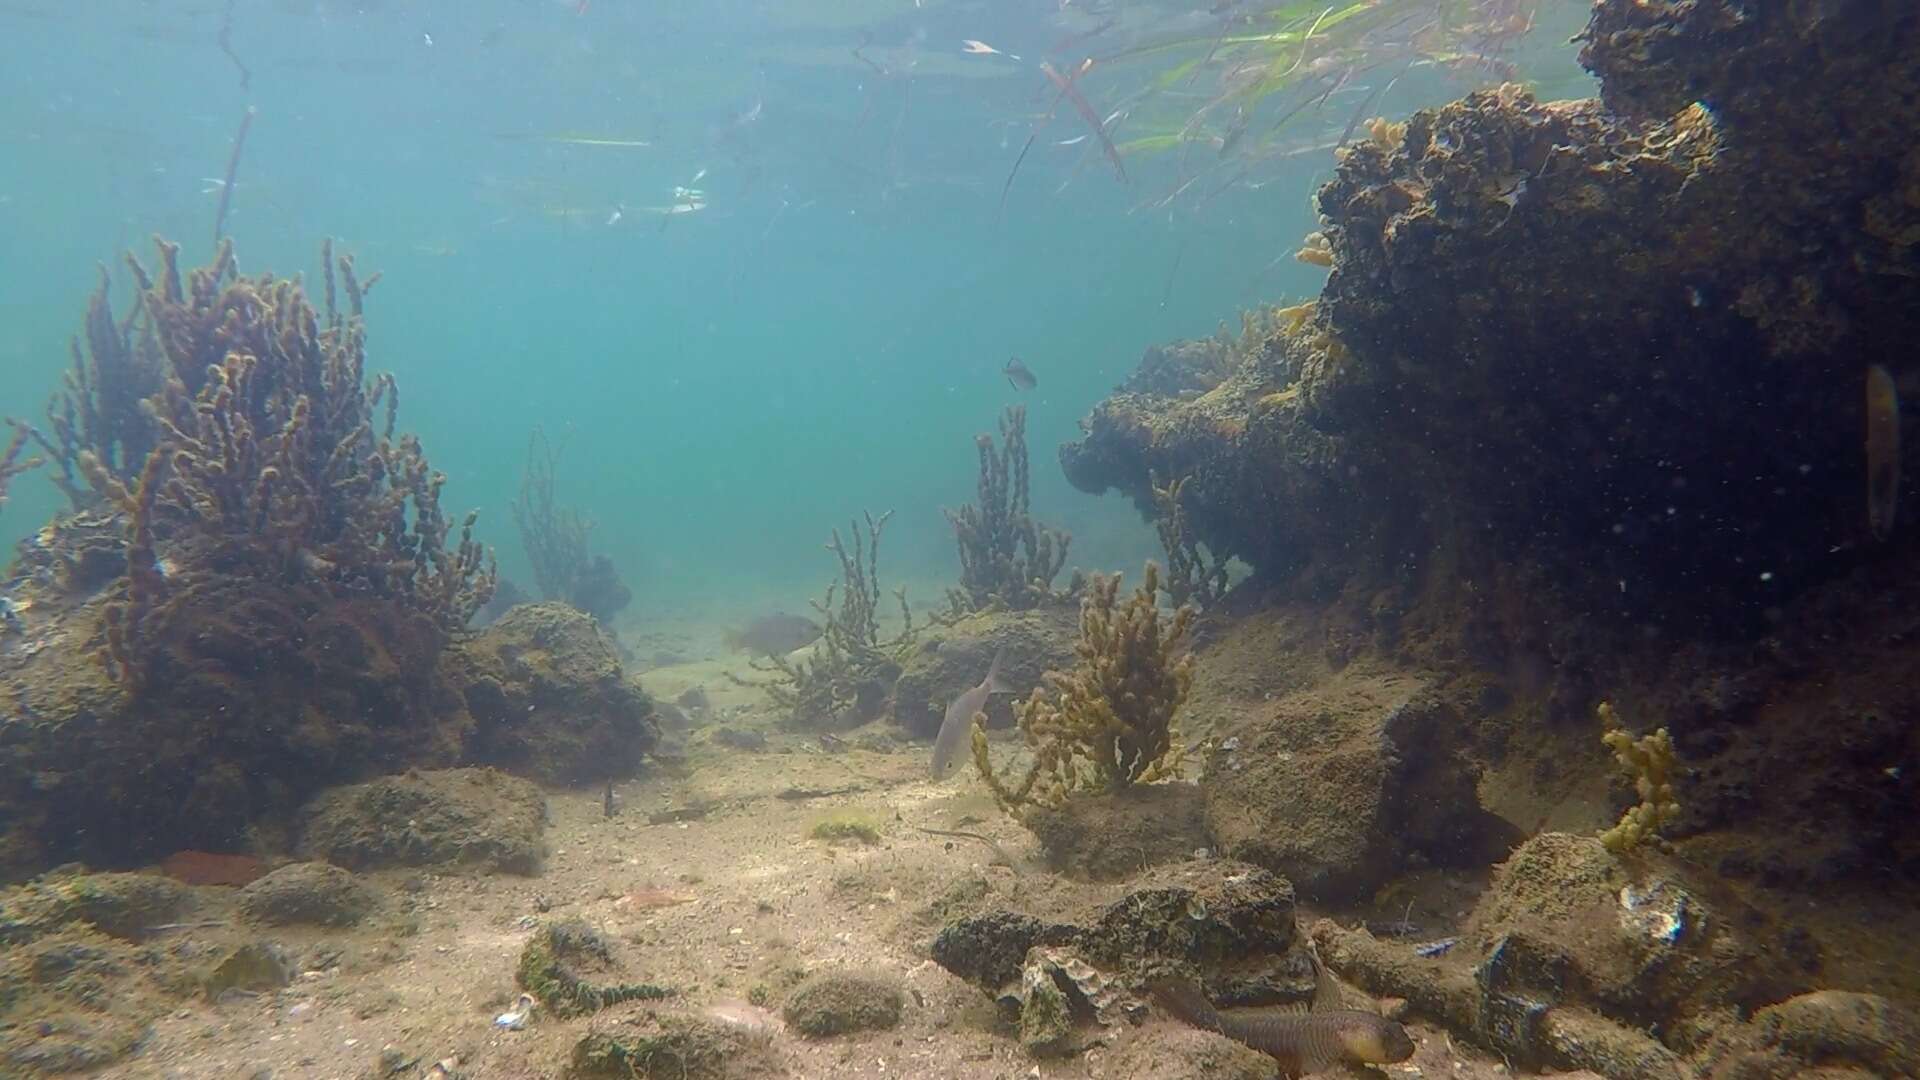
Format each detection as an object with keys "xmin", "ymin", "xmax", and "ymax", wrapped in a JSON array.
[
  {"xmin": 930, "ymin": 649, "xmax": 1009, "ymax": 780},
  {"xmin": 1004, "ymin": 357, "xmax": 1037, "ymax": 391},
  {"xmin": 723, "ymin": 612, "xmax": 822, "ymax": 656},
  {"xmin": 1147, "ymin": 976, "xmax": 1414, "ymax": 1078}
]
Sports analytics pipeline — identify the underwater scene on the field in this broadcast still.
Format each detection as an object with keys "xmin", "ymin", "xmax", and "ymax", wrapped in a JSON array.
[{"xmin": 1, "ymin": 1, "xmax": 1916, "ymax": 1078}]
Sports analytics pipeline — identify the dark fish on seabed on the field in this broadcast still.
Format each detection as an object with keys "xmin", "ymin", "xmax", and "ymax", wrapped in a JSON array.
[
  {"xmin": 1147, "ymin": 977, "xmax": 1414, "ymax": 1079},
  {"xmin": 1003, "ymin": 357, "xmax": 1037, "ymax": 391},
  {"xmin": 723, "ymin": 612, "xmax": 822, "ymax": 656},
  {"xmin": 931, "ymin": 649, "xmax": 1009, "ymax": 780}
]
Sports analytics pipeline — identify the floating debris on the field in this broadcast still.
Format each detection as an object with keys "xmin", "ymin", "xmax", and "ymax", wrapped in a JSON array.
[{"xmin": 494, "ymin": 992, "xmax": 538, "ymax": 1030}]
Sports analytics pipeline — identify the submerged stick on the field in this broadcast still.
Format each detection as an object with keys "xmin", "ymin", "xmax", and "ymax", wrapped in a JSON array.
[
  {"xmin": 212, "ymin": 106, "xmax": 256, "ymax": 245},
  {"xmin": 217, "ymin": 0, "xmax": 252, "ymax": 91}
]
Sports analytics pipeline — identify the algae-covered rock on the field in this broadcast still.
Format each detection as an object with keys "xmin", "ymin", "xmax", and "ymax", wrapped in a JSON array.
[
  {"xmin": 298, "ymin": 767, "xmax": 546, "ymax": 875},
  {"xmin": 1749, "ymin": 991, "xmax": 1920, "ymax": 1078},
  {"xmin": 1022, "ymin": 782, "xmax": 1208, "ymax": 881},
  {"xmin": 0, "ymin": 924, "xmax": 173, "ymax": 1075},
  {"xmin": 933, "ymin": 859, "xmax": 1313, "ymax": 1010},
  {"xmin": 780, "ymin": 970, "xmax": 904, "ymax": 1038},
  {"xmin": 448, "ymin": 602, "xmax": 658, "ymax": 784},
  {"xmin": 1467, "ymin": 832, "xmax": 1810, "ymax": 1029},
  {"xmin": 202, "ymin": 940, "xmax": 294, "ymax": 1000},
  {"xmin": 570, "ymin": 1015, "xmax": 762, "ymax": 1080},
  {"xmin": 930, "ymin": 911, "xmax": 1080, "ymax": 997},
  {"xmin": 1203, "ymin": 671, "xmax": 1518, "ymax": 903},
  {"xmin": 237, "ymin": 862, "xmax": 379, "ymax": 927},
  {"xmin": 890, "ymin": 607, "xmax": 1078, "ymax": 738},
  {"xmin": 517, "ymin": 918, "xmax": 672, "ymax": 1019},
  {"xmin": 0, "ymin": 869, "xmax": 189, "ymax": 943}
]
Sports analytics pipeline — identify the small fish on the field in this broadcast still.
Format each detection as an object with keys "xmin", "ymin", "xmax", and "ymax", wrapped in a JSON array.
[
  {"xmin": 961, "ymin": 39, "xmax": 1022, "ymax": 60},
  {"xmin": 931, "ymin": 649, "xmax": 1009, "ymax": 780},
  {"xmin": 1148, "ymin": 978, "xmax": 1414, "ymax": 1078},
  {"xmin": 603, "ymin": 779, "xmax": 618, "ymax": 818},
  {"xmin": 1004, "ymin": 357, "xmax": 1037, "ymax": 391},
  {"xmin": 1867, "ymin": 364, "xmax": 1900, "ymax": 540},
  {"xmin": 1412, "ymin": 937, "xmax": 1457, "ymax": 957},
  {"xmin": 723, "ymin": 613, "xmax": 823, "ymax": 656}
]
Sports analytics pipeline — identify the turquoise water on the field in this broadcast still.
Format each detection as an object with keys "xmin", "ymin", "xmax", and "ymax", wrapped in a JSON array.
[{"xmin": 0, "ymin": 2, "xmax": 1591, "ymax": 611}]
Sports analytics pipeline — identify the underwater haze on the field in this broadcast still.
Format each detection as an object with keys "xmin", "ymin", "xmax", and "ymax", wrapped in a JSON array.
[
  {"xmin": 0, "ymin": 0, "xmax": 1589, "ymax": 608},
  {"xmin": 16, "ymin": 3, "xmax": 1919, "ymax": 1080}
]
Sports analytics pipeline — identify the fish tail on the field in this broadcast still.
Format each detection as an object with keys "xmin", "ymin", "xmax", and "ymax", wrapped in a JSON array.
[{"xmin": 985, "ymin": 647, "xmax": 1010, "ymax": 694}]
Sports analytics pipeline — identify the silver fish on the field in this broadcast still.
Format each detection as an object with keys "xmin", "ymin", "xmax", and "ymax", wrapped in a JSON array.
[{"xmin": 931, "ymin": 649, "xmax": 1009, "ymax": 780}]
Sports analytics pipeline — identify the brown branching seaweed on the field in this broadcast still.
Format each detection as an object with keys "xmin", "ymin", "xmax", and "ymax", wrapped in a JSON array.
[
  {"xmin": 740, "ymin": 510, "xmax": 919, "ymax": 730},
  {"xmin": 1151, "ymin": 472, "xmax": 1229, "ymax": 609},
  {"xmin": 511, "ymin": 425, "xmax": 632, "ymax": 623},
  {"xmin": 0, "ymin": 419, "xmax": 43, "ymax": 517},
  {"xmin": 54, "ymin": 236, "xmax": 494, "ymax": 686},
  {"xmin": 972, "ymin": 562, "xmax": 1195, "ymax": 817},
  {"xmin": 32, "ymin": 263, "xmax": 168, "ymax": 508},
  {"xmin": 945, "ymin": 405, "xmax": 1072, "ymax": 613}
]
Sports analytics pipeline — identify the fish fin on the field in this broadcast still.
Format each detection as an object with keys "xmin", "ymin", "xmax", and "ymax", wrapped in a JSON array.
[
  {"xmin": 1307, "ymin": 938, "xmax": 1346, "ymax": 1012},
  {"xmin": 984, "ymin": 647, "xmax": 1010, "ymax": 694},
  {"xmin": 1005, "ymin": 372, "xmax": 1018, "ymax": 391}
]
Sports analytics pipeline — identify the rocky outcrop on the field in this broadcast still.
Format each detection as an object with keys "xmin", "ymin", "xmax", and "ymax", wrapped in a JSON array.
[
  {"xmin": 1202, "ymin": 668, "xmax": 1520, "ymax": 903},
  {"xmin": 448, "ymin": 601, "xmax": 657, "ymax": 784}
]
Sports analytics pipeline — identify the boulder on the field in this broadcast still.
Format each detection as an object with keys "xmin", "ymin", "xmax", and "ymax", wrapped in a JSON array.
[
  {"xmin": 448, "ymin": 602, "xmax": 657, "ymax": 784},
  {"xmin": 1202, "ymin": 669, "xmax": 1519, "ymax": 903},
  {"xmin": 298, "ymin": 767, "xmax": 546, "ymax": 875},
  {"xmin": 237, "ymin": 861, "xmax": 379, "ymax": 927},
  {"xmin": 780, "ymin": 971, "xmax": 904, "ymax": 1037},
  {"xmin": 890, "ymin": 608, "xmax": 1078, "ymax": 738}
]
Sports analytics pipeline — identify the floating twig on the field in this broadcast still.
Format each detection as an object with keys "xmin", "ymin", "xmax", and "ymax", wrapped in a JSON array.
[{"xmin": 212, "ymin": 105, "xmax": 255, "ymax": 245}]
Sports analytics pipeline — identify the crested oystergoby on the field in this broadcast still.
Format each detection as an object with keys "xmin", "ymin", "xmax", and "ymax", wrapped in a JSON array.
[{"xmin": 1148, "ymin": 977, "xmax": 1415, "ymax": 1078}]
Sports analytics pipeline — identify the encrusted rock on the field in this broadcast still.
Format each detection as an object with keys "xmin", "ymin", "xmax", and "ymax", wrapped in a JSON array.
[
  {"xmin": 933, "ymin": 860, "xmax": 1314, "ymax": 1009},
  {"xmin": 447, "ymin": 602, "xmax": 657, "ymax": 784},
  {"xmin": 1202, "ymin": 671, "xmax": 1518, "ymax": 903},
  {"xmin": 1466, "ymin": 832, "xmax": 1810, "ymax": 1027},
  {"xmin": 237, "ymin": 862, "xmax": 379, "ymax": 927},
  {"xmin": 298, "ymin": 767, "xmax": 546, "ymax": 875}
]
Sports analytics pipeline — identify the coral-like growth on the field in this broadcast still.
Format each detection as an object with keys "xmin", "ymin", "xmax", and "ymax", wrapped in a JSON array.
[
  {"xmin": 512, "ymin": 426, "xmax": 630, "ymax": 624},
  {"xmin": 0, "ymin": 419, "xmax": 41, "ymax": 518},
  {"xmin": 1596, "ymin": 701, "xmax": 1681, "ymax": 853},
  {"xmin": 973, "ymin": 562, "xmax": 1194, "ymax": 815},
  {"xmin": 946, "ymin": 405, "xmax": 1071, "ymax": 613},
  {"xmin": 747, "ymin": 511, "xmax": 918, "ymax": 729},
  {"xmin": 39, "ymin": 237, "xmax": 493, "ymax": 684},
  {"xmin": 1151, "ymin": 472, "xmax": 1228, "ymax": 609}
]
